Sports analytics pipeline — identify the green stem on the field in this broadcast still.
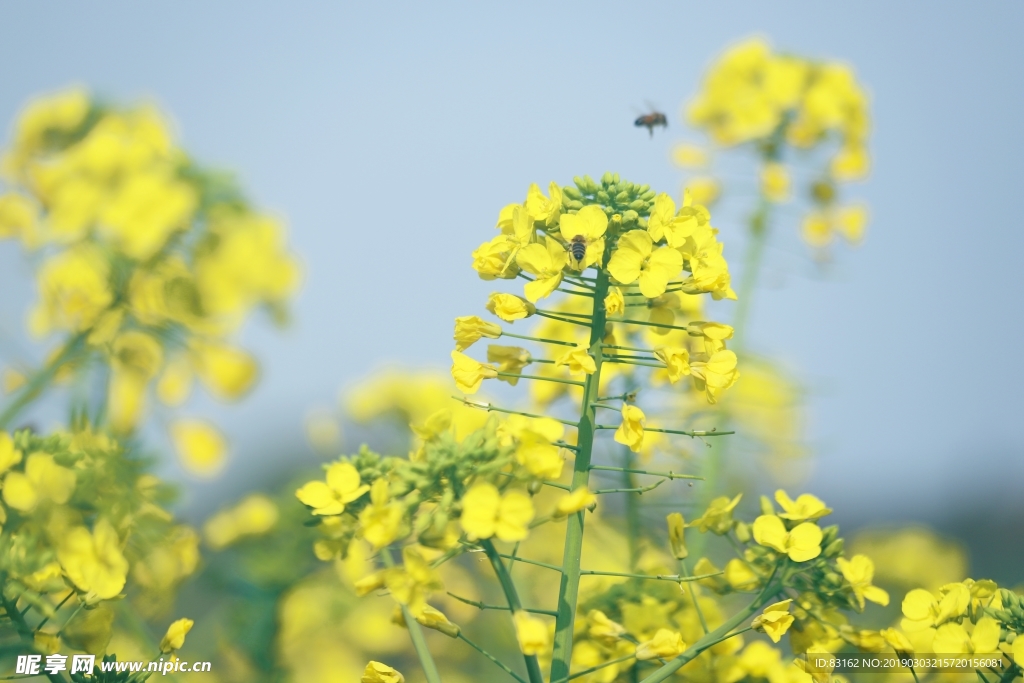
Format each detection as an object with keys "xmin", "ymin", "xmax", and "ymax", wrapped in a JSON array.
[
  {"xmin": 498, "ymin": 371, "xmax": 585, "ymax": 387},
  {"xmin": 550, "ymin": 265, "xmax": 611, "ymax": 682},
  {"xmin": 637, "ymin": 576, "xmax": 781, "ymax": 683},
  {"xmin": 501, "ymin": 331, "xmax": 579, "ymax": 347},
  {"xmin": 589, "ymin": 466, "xmax": 702, "ymax": 481},
  {"xmin": 0, "ymin": 580, "xmax": 66, "ymax": 683},
  {"xmin": 579, "ymin": 569, "xmax": 722, "ymax": 582},
  {"xmin": 456, "ymin": 399, "xmax": 579, "ymax": 427},
  {"xmin": 479, "ymin": 540, "xmax": 544, "ymax": 683},
  {"xmin": 592, "ymin": 479, "xmax": 664, "ymax": 495},
  {"xmin": 0, "ymin": 333, "xmax": 87, "ymax": 431},
  {"xmin": 458, "ymin": 633, "xmax": 528, "ymax": 683},
  {"xmin": 679, "ymin": 559, "xmax": 709, "ymax": 634},
  {"xmin": 551, "ymin": 651, "xmax": 636, "ymax": 683},
  {"xmin": 446, "ymin": 592, "xmax": 557, "ymax": 617},
  {"xmin": 380, "ymin": 549, "xmax": 443, "ymax": 683}
]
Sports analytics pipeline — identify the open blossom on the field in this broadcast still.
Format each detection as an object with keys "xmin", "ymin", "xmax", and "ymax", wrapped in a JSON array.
[
  {"xmin": 753, "ymin": 600, "xmax": 794, "ymax": 643},
  {"xmin": 486, "ymin": 292, "xmax": 536, "ymax": 322},
  {"xmin": 460, "ymin": 483, "xmax": 534, "ymax": 542},
  {"xmin": 454, "ymin": 315, "xmax": 501, "ymax": 351},
  {"xmin": 752, "ymin": 515, "xmax": 822, "ymax": 562},
  {"xmin": 636, "ymin": 629, "xmax": 686, "ymax": 660},
  {"xmin": 555, "ymin": 344, "xmax": 596, "ymax": 374},
  {"xmin": 295, "ymin": 462, "xmax": 370, "ymax": 516},
  {"xmin": 560, "ymin": 205, "xmax": 607, "ymax": 270},
  {"xmin": 837, "ymin": 554, "xmax": 889, "ymax": 608},
  {"xmin": 450, "ymin": 351, "xmax": 498, "ymax": 394},
  {"xmin": 516, "ymin": 236, "xmax": 567, "ymax": 302},
  {"xmin": 608, "ymin": 230, "xmax": 683, "ymax": 298},
  {"xmin": 614, "ymin": 404, "xmax": 646, "ymax": 452}
]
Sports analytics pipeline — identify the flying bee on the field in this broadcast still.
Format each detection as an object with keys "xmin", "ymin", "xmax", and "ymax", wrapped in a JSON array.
[
  {"xmin": 635, "ymin": 110, "xmax": 668, "ymax": 137},
  {"xmin": 569, "ymin": 234, "xmax": 588, "ymax": 265}
]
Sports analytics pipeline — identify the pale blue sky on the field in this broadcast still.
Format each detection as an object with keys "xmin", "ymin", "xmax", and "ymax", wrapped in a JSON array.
[{"xmin": 1, "ymin": 2, "xmax": 1022, "ymax": 538}]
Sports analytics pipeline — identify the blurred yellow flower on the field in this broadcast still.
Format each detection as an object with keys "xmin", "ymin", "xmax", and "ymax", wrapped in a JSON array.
[
  {"xmin": 487, "ymin": 345, "xmax": 532, "ymax": 384},
  {"xmin": 359, "ymin": 479, "xmax": 403, "ymax": 549},
  {"xmin": 1, "ymin": 452, "xmax": 76, "ymax": 512},
  {"xmin": 836, "ymin": 555, "xmax": 889, "ymax": 608},
  {"xmin": 691, "ymin": 494, "xmax": 742, "ymax": 534},
  {"xmin": 361, "ymin": 661, "xmax": 405, "ymax": 683},
  {"xmin": 760, "ymin": 163, "xmax": 790, "ymax": 202},
  {"xmin": 932, "ymin": 618, "xmax": 1000, "ymax": 655},
  {"xmin": 654, "ymin": 346, "xmax": 691, "ymax": 383},
  {"xmin": 159, "ymin": 617, "xmax": 194, "ymax": 653},
  {"xmin": 636, "ymin": 628, "xmax": 686, "ymax": 660},
  {"xmin": 667, "ymin": 513, "xmax": 688, "ymax": 559},
  {"xmin": 170, "ymin": 419, "xmax": 227, "ymax": 477},
  {"xmin": 459, "ymin": 483, "xmax": 534, "ymax": 542},
  {"xmin": 555, "ymin": 487, "xmax": 596, "ymax": 517},
  {"xmin": 554, "ymin": 344, "xmax": 595, "ymax": 375},
  {"xmin": 513, "ymin": 611, "xmax": 549, "ymax": 656},
  {"xmin": 203, "ymin": 494, "xmax": 279, "ymax": 549},
  {"xmin": 57, "ymin": 518, "xmax": 129, "ymax": 601}
]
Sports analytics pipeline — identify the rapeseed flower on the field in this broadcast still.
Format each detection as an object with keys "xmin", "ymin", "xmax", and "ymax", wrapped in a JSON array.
[
  {"xmin": 459, "ymin": 483, "xmax": 534, "ymax": 542},
  {"xmin": 486, "ymin": 292, "xmax": 536, "ymax": 321},
  {"xmin": 607, "ymin": 230, "xmax": 683, "ymax": 298},
  {"xmin": 753, "ymin": 600, "xmax": 794, "ymax": 643},
  {"xmin": 836, "ymin": 554, "xmax": 889, "ymax": 608},
  {"xmin": 636, "ymin": 629, "xmax": 686, "ymax": 660},
  {"xmin": 295, "ymin": 462, "xmax": 370, "ymax": 516},
  {"xmin": 159, "ymin": 618, "xmax": 194, "ymax": 653},
  {"xmin": 57, "ymin": 519, "xmax": 129, "ymax": 601},
  {"xmin": 614, "ymin": 405, "xmax": 646, "ymax": 452},
  {"xmin": 454, "ymin": 315, "xmax": 501, "ymax": 351},
  {"xmin": 450, "ymin": 351, "xmax": 498, "ymax": 394},
  {"xmin": 752, "ymin": 515, "xmax": 822, "ymax": 562}
]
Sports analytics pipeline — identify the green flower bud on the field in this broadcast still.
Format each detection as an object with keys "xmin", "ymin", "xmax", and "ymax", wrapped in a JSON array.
[
  {"xmin": 823, "ymin": 538, "xmax": 845, "ymax": 557},
  {"xmin": 637, "ymin": 217, "xmax": 648, "ymax": 228},
  {"xmin": 638, "ymin": 184, "xmax": 650, "ymax": 194},
  {"xmin": 601, "ymin": 172, "xmax": 614, "ymax": 186},
  {"xmin": 614, "ymin": 191, "xmax": 630, "ymax": 204},
  {"xmin": 628, "ymin": 199, "xmax": 646, "ymax": 211},
  {"xmin": 596, "ymin": 190, "xmax": 610, "ymax": 203},
  {"xmin": 563, "ymin": 186, "xmax": 582, "ymax": 201},
  {"xmin": 640, "ymin": 190, "xmax": 656, "ymax": 201},
  {"xmin": 612, "ymin": 172, "xmax": 620, "ymax": 183},
  {"xmin": 622, "ymin": 209, "xmax": 639, "ymax": 224},
  {"xmin": 567, "ymin": 200, "xmax": 584, "ymax": 211},
  {"xmin": 820, "ymin": 525, "xmax": 839, "ymax": 546}
]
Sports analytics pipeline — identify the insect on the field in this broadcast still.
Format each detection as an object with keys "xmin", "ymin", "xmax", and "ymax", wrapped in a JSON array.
[
  {"xmin": 569, "ymin": 235, "xmax": 588, "ymax": 264},
  {"xmin": 635, "ymin": 110, "xmax": 668, "ymax": 137}
]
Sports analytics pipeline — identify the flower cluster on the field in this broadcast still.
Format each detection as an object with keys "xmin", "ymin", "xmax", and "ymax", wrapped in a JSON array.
[
  {"xmin": 0, "ymin": 88, "xmax": 300, "ymax": 447},
  {"xmin": 678, "ymin": 38, "xmax": 870, "ymax": 254},
  {"xmin": 0, "ymin": 426, "xmax": 197, "ymax": 655}
]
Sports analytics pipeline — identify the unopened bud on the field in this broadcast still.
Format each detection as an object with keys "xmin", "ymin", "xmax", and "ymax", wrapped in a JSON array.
[
  {"xmin": 824, "ymin": 538, "xmax": 845, "ymax": 557},
  {"xmin": 667, "ymin": 513, "xmax": 688, "ymax": 559},
  {"xmin": 601, "ymin": 172, "xmax": 614, "ymax": 186},
  {"xmin": 734, "ymin": 521, "xmax": 751, "ymax": 543},
  {"xmin": 563, "ymin": 186, "xmax": 582, "ymax": 200}
]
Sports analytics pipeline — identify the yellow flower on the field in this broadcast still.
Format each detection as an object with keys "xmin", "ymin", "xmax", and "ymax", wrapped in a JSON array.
[
  {"xmin": 879, "ymin": 628, "xmax": 914, "ymax": 656},
  {"xmin": 1012, "ymin": 638, "xmax": 1024, "ymax": 668},
  {"xmin": 686, "ymin": 178, "xmax": 720, "ymax": 206},
  {"xmin": 513, "ymin": 430, "xmax": 565, "ymax": 479},
  {"xmin": 932, "ymin": 618, "xmax": 1000, "ymax": 655},
  {"xmin": 460, "ymin": 483, "xmax": 534, "ymax": 542},
  {"xmin": 358, "ymin": 479, "xmax": 404, "ymax": 549},
  {"xmin": 295, "ymin": 462, "xmax": 370, "ymax": 516},
  {"xmin": 559, "ymin": 205, "xmax": 608, "ymax": 270},
  {"xmin": 725, "ymin": 559, "xmax": 761, "ymax": 591},
  {"xmin": 802, "ymin": 205, "xmax": 868, "ymax": 248},
  {"xmin": 760, "ymin": 163, "xmax": 790, "ymax": 202},
  {"xmin": 454, "ymin": 315, "xmax": 502, "ymax": 351},
  {"xmin": 384, "ymin": 547, "xmax": 443, "ymax": 613},
  {"xmin": 0, "ymin": 432, "xmax": 21, "ymax": 474},
  {"xmin": 513, "ymin": 611, "xmax": 550, "ymax": 656},
  {"xmin": 554, "ymin": 344, "xmax": 596, "ymax": 375},
  {"xmin": 797, "ymin": 645, "xmax": 834, "ymax": 683},
  {"xmin": 2, "ymin": 452, "xmax": 77, "ymax": 512},
  {"xmin": 170, "ymin": 419, "xmax": 227, "ymax": 477},
  {"xmin": 613, "ymin": 404, "xmax": 646, "ymax": 452},
  {"xmin": 691, "ymin": 494, "xmax": 742, "ymax": 534},
  {"xmin": 414, "ymin": 605, "xmax": 460, "ymax": 638},
  {"xmin": 690, "ymin": 349, "xmax": 740, "ymax": 403},
  {"xmin": 607, "ymin": 230, "xmax": 683, "ymax": 298},
  {"xmin": 189, "ymin": 341, "xmax": 259, "ymax": 401},
  {"xmin": 687, "ymin": 321, "xmax": 734, "ymax": 354},
  {"xmin": 361, "ymin": 661, "xmax": 405, "ymax": 683},
  {"xmin": 516, "ymin": 236, "xmax": 567, "ymax": 302},
  {"xmin": 647, "ymin": 193, "xmax": 703, "ymax": 249},
  {"xmin": 555, "ymin": 487, "xmax": 596, "ymax": 517},
  {"xmin": 159, "ymin": 618, "xmax": 194, "ymax": 653},
  {"xmin": 636, "ymin": 628, "xmax": 686, "ymax": 660},
  {"xmin": 654, "ymin": 347, "xmax": 691, "ymax": 383},
  {"xmin": 752, "ymin": 515, "xmax": 822, "ymax": 562},
  {"xmin": 487, "ymin": 345, "xmax": 532, "ymax": 384},
  {"xmin": 57, "ymin": 518, "xmax": 129, "ymax": 601},
  {"xmin": 671, "ymin": 144, "xmax": 709, "ymax": 168},
  {"xmin": 586, "ymin": 610, "xmax": 626, "ymax": 645},
  {"xmin": 472, "ymin": 234, "xmax": 519, "ymax": 280},
  {"xmin": 681, "ymin": 232, "xmax": 736, "ymax": 301},
  {"xmin": 775, "ymin": 490, "xmax": 832, "ymax": 522},
  {"xmin": 450, "ymin": 351, "xmax": 498, "ymax": 394},
  {"xmin": 29, "ymin": 245, "xmax": 113, "ymax": 336},
  {"xmin": 836, "ymin": 555, "xmax": 889, "ymax": 608},
  {"xmin": 753, "ymin": 600, "xmax": 794, "ymax": 643},
  {"xmin": 0, "ymin": 193, "xmax": 37, "ymax": 243},
  {"xmin": 667, "ymin": 513, "xmax": 688, "ymax": 559},
  {"xmin": 525, "ymin": 181, "xmax": 562, "ymax": 227},
  {"xmin": 203, "ymin": 494, "xmax": 279, "ymax": 549},
  {"xmin": 900, "ymin": 583, "xmax": 970, "ymax": 631},
  {"xmin": 604, "ymin": 286, "xmax": 625, "ymax": 316},
  {"xmin": 486, "ymin": 292, "xmax": 536, "ymax": 322}
]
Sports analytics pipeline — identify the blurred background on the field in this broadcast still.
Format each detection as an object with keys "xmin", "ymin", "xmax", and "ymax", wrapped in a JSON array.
[{"xmin": 1, "ymin": 0, "xmax": 1021, "ymax": 586}]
